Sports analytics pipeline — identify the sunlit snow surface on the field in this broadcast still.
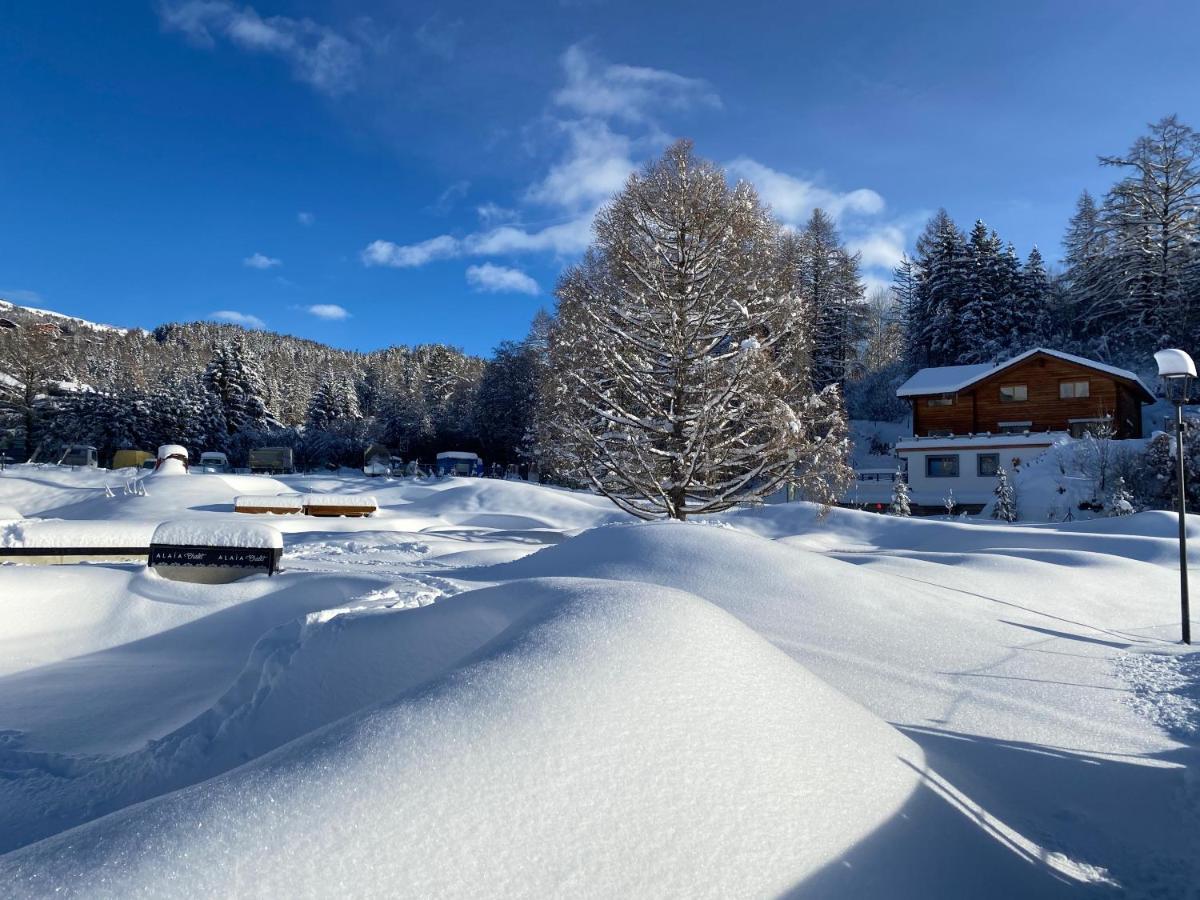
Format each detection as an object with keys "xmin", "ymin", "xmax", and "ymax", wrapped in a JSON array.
[{"xmin": 0, "ymin": 463, "xmax": 1197, "ymax": 897}]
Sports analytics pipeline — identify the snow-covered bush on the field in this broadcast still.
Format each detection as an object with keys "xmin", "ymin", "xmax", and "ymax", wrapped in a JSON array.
[{"xmin": 1105, "ymin": 476, "xmax": 1134, "ymax": 516}]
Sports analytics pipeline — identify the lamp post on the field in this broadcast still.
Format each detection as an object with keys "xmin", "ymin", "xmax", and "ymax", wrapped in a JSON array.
[{"xmin": 1154, "ymin": 348, "xmax": 1197, "ymax": 645}]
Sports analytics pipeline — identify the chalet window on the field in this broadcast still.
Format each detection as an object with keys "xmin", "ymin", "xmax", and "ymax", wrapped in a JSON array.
[
  {"xmin": 926, "ymin": 455, "xmax": 959, "ymax": 478},
  {"xmin": 997, "ymin": 421, "xmax": 1031, "ymax": 434},
  {"xmin": 1060, "ymin": 380, "xmax": 1090, "ymax": 399},
  {"xmin": 999, "ymin": 384, "xmax": 1028, "ymax": 403},
  {"xmin": 977, "ymin": 453, "xmax": 1000, "ymax": 477},
  {"xmin": 926, "ymin": 394, "xmax": 954, "ymax": 407}
]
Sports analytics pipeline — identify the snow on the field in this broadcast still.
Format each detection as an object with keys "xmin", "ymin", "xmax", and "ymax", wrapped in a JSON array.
[
  {"xmin": 0, "ymin": 465, "xmax": 1197, "ymax": 895},
  {"xmin": 896, "ymin": 347, "xmax": 1154, "ymax": 399},
  {"xmin": 0, "ymin": 298, "xmax": 131, "ymax": 335},
  {"xmin": 303, "ymin": 493, "xmax": 378, "ymax": 508},
  {"xmin": 151, "ymin": 519, "xmax": 283, "ymax": 549},
  {"xmin": 235, "ymin": 493, "xmax": 303, "ymax": 510},
  {"xmin": 896, "ymin": 362, "xmax": 995, "ymax": 396},
  {"xmin": 435, "ymin": 451, "xmax": 481, "ymax": 460},
  {"xmin": 1, "ymin": 519, "xmax": 155, "ymax": 549}
]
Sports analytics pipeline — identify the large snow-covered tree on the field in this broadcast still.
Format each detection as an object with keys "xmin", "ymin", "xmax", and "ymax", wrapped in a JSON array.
[
  {"xmin": 540, "ymin": 140, "xmax": 852, "ymax": 520},
  {"xmin": 202, "ymin": 340, "xmax": 279, "ymax": 434}
]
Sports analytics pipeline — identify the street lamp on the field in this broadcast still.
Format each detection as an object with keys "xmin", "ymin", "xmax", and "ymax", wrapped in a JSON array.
[{"xmin": 1155, "ymin": 348, "xmax": 1197, "ymax": 645}]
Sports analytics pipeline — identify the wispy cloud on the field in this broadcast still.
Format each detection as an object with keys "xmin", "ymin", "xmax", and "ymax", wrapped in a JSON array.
[
  {"xmin": 297, "ymin": 211, "xmax": 315, "ymax": 226},
  {"xmin": 429, "ymin": 180, "xmax": 470, "ymax": 215},
  {"xmin": 554, "ymin": 43, "xmax": 721, "ymax": 123},
  {"xmin": 243, "ymin": 252, "xmax": 282, "ymax": 269},
  {"xmin": 304, "ymin": 303, "xmax": 351, "ymax": 320},
  {"xmin": 466, "ymin": 264, "xmax": 539, "ymax": 295},
  {"xmin": 0, "ymin": 288, "xmax": 45, "ymax": 305},
  {"xmin": 414, "ymin": 15, "xmax": 462, "ymax": 61},
  {"xmin": 158, "ymin": 1, "xmax": 364, "ymax": 96},
  {"xmin": 210, "ymin": 309, "xmax": 266, "ymax": 329}
]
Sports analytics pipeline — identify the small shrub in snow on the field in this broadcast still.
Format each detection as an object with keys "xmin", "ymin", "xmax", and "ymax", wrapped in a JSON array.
[
  {"xmin": 992, "ymin": 467, "xmax": 1018, "ymax": 523},
  {"xmin": 1106, "ymin": 476, "xmax": 1135, "ymax": 516},
  {"xmin": 889, "ymin": 473, "xmax": 911, "ymax": 517},
  {"xmin": 943, "ymin": 489, "xmax": 956, "ymax": 517}
]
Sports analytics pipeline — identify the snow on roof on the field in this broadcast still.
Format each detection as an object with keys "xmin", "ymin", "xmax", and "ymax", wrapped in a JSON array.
[
  {"xmin": 896, "ymin": 348, "xmax": 1154, "ymax": 399},
  {"xmin": 895, "ymin": 432, "xmax": 1068, "ymax": 451},
  {"xmin": 235, "ymin": 495, "xmax": 303, "ymax": 510},
  {"xmin": 303, "ymin": 494, "xmax": 378, "ymax": 508},
  {"xmin": 436, "ymin": 451, "xmax": 480, "ymax": 460},
  {"xmin": 151, "ymin": 519, "xmax": 283, "ymax": 549},
  {"xmin": 157, "ymin": 445, "xmax": 189, "ymax": 459},
  {"xmin": 895, "ymin": 363, "xmax": 994, "ymax": 397}
]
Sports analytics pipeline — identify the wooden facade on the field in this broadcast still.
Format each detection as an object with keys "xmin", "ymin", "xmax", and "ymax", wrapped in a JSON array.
[{"xmin": 908, "ymin": 352, "xmax": 1153, "ymax": 439}]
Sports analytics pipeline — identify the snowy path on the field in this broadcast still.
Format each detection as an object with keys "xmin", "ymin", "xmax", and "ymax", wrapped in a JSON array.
[{"xmin": 0, "ymin": 466, "xmax": 1197, "ymax": 896}]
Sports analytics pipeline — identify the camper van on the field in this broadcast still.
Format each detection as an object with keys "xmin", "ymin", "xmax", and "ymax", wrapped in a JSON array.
[
  {"xmin": 249, "ymin": 446, "xmax": 295, "ymax": 475},
  {"xmin": 363, "ymin": 444, "xmax": 394, "ymax": 477},
  {"xmin": 198, "ymin": 451, "xmax": 230, "ymax": 473},
  {"xmin": 436, "ymin": 451, "xmax": 483, "ymax": 477},
  {"xmin": 59, "ymin": 445, "xmax": 98, "ymax": 468}
]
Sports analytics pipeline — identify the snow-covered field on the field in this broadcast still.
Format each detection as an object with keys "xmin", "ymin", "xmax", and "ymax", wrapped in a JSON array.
[{"xmin": 0, "ymin": 464, "xmax": 1197, "ymax": 897}]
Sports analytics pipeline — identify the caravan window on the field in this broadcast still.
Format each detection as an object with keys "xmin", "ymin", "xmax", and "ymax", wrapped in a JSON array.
[
  {"xmin": 977, "ymin": 453, "xmax": 1000, "ymax": 477},
  {"xmin": 926, "ymin": 455, "xmax": 959, "ymax": 478}
]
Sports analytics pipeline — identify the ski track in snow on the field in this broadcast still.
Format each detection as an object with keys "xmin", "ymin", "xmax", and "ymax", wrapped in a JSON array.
[{"xmin": 0, "ymin": 465, "xmax": 1198, "ymax": 896}]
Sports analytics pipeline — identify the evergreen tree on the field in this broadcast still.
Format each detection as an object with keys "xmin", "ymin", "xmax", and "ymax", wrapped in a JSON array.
[
  {"xmin": 992, "ymin": 467, "xmax": 1018, "ymax": 522},
  {"xmin": 914, "ymin": 211, "xmax": 971, "ymax": 367},
  {"xmin": 889, "ymin": 472, "xmax": 911, "ymax": 516},
  {"xmin": 792, "ymin": 209, "xmax": 866, "ymax": 388},
  {"xmin": 202, "ymin": 340, "xmax": 279, "ymax": 434}
]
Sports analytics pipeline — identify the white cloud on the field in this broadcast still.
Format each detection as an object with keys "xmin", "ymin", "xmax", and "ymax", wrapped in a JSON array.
[
  {"xmin": 466, "ymin": 264, "xmax": 540, "ymax": 295},
  {"xmin": 297, "ymin": 211, "xmax": 315, "ymax": 226},
  {"xmin": 524, "ymin": 119, "xmax": 635, "ymax": 211},
  {"xmin": 210, "ymin": 309, "xmax": 266, "ymax": 329},
  {"xmin": 159, "ymin": 1, "xmax": 363, "ymax": 96},
  {"xmin": 362, "ymin": 235, "xmax": 459, "ymax": 268},
  {"xmin": 243, "ymin": 252, "xmax": 282, "ymax": 269},
  {"xmin": 848, "ymin": 225, "xmax": 908, "ymax": 271},
  {"xmin": 725, "ymin": 157, "xmax": 884, "ymax": 226},
  {"xmin": 305, "ymin": 303, "xmax": 351, "ymax": 320},
  {"xmin": 554, "ymin": 44, "xmax": 721, "ymax": 123}
]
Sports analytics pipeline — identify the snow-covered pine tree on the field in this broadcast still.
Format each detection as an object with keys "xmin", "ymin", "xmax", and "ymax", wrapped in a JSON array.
[
  {"xmin": 992, "ymin": 466, "xmax": 1018, "ymax": 522},
  {"xmin": 889, "ymin": 471, "xmax": 911, "ymax": 516},
  {"xmin": 791, "ymin": 208, "xmax": 867, "ymax": 389},
  {"xmin": 1061, "ymin": 191, "xmax": 1119, "ymax": 354},
  {"xmin": 1098, "ymin": 115, "xmax": 1200, "ymax": 351},
  {"xmin": 306, "ymin": 372, "xmax": 362, "ymax": 431},
  {"xmin": 541, "ymin": 140, "xmax": 852, "ymax": 520},
  {"xmin": 1105, "ymin": 476, "xmax": 1134, "ymax": 516},
  {"xmin": 915, "ymin": 211, "xmax": 971, "ymax": 367},
  {"xmin": 1017, "ymin": 246, "xmax": 1052, "ymax": 348},
  {"xmin": 202, "ymin": 340, "xmax": 279, "ymax": 434}
]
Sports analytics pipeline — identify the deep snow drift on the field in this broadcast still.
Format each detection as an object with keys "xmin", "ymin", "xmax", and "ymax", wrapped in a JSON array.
[{"xmin": 0, "ymin": 464, "xmax": 1197, "ymax": 897}]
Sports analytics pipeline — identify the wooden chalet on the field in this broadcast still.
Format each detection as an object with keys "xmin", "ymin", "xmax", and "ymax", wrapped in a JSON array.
[{"xmin": 898, "ymin": 348, "xmax": 1154, "ymax": 440}]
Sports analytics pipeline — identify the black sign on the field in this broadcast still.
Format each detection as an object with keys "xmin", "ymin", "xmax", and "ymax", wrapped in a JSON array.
[{"xmin": 148, "ymin": 544, "xmax": 280, "ymax": 575}]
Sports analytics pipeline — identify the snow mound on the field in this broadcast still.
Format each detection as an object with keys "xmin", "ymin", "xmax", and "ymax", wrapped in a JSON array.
[
  {"xmin": 0, "ymin": 578, "xmax": 926, "ymax": 897},
  {"xmin": 0, "ymin": 519, "xmax": 155, "ymax": 548},
  {"xmin": 303, "ymin": 493, "xmax": 378, "ymax": 508},
  {"xmin": 0, "ymin": 504, "xmax": 22, "ymax": 520},
  {"xmin": 152, "ymin": 519, "xmax": 283, "ymax": 549}
]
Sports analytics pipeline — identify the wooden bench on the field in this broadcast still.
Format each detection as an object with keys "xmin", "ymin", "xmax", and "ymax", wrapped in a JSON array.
[
  {"xmin": 235, "ymin": 494, "xmax": 304, "ymax": 515},
  {"xmin": 302, "ymin": 494, "xmax": 378, "ymax": 518}
]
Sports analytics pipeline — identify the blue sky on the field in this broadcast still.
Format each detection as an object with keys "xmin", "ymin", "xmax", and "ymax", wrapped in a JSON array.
[{"xmin": 3, "ymin": 1, "xmax": 1199, "ymax": 356}]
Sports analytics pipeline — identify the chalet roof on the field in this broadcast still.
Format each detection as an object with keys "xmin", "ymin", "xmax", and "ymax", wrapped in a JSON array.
[{"xmin": 896, "ymin": 348, "xmax": 1154, "ymax": 401}]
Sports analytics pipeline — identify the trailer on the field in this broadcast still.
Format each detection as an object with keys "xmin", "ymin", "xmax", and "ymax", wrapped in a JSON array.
[
  {"xmin": 436, "ymin": 451, "xmax": 483, "ymax": 477},
  {"xmin": 198, "ymin": 451, "xmax": 230, "ymax": 473},
  {"xmin": 249, "ymin": 446, "xmax": 295, "ymax": 475},
  {"xmin": 112, "ymin": 449, "xmax": 153, "ymax": 470},
  {"xmin": 363, "ymin": 444, "xmax": 393, "ymax": 477},
  {"xmin": 58, "ymin": 445, "xmax": 98, "ymax": 468}
]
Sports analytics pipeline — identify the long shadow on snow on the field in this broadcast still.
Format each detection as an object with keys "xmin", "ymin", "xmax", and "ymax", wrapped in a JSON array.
[{"xmin": 789, "ymin": 724, "xmax": 1200, "ymax": 898}]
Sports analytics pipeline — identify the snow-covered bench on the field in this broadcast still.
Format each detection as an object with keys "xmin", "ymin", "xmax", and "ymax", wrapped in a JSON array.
[
  {"xmin": 302, "ymin": 494, "xmax": 378, "ymax": 518},
  {"xmin": 149, "ymin": 519, "xmax": 283, "ymax": 584},
  {"xmin": 234, "ymin": 494, "xmax": 304, "ymax": 515}
]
